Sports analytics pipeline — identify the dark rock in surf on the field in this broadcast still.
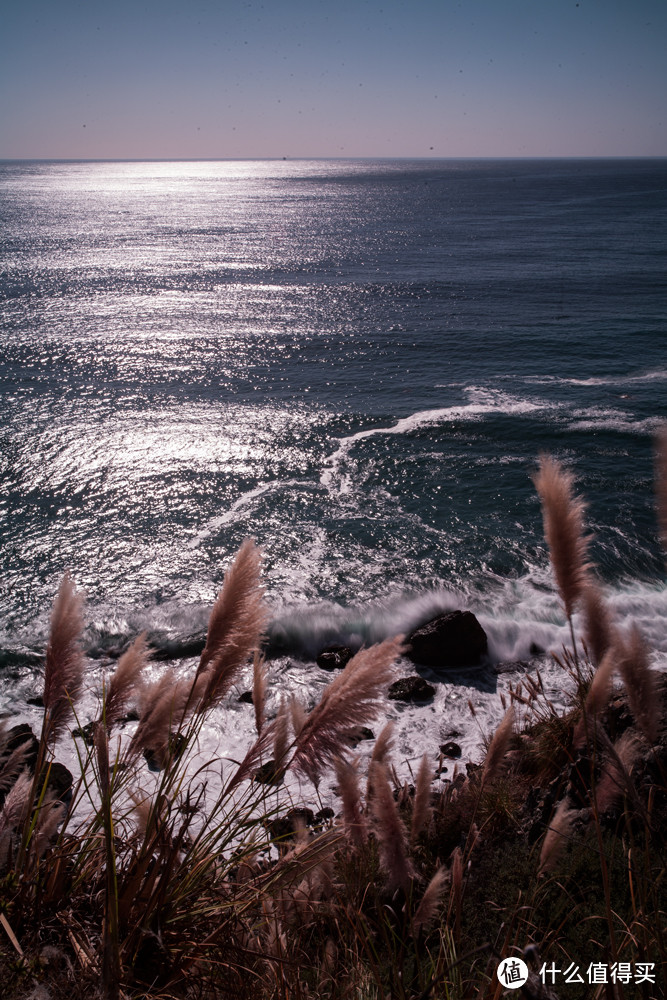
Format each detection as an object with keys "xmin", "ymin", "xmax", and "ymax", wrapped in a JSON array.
[
  {"xmin": 253, "ymin": 759, "xmax": 286, "ymax": 786},
  {"xmin": 407, "ymin": 610, "xmax": 487, "ymax": 668},
  {"xmin": 266, "ymin": 807, "xmax": 316, "ymax": 842},
  {"xmin": 143, "ymin": 732, "xmax": 187, "ymax": 772},
  {"xmin": 344, "ymin": 725, "xmax": 375, "ymax": 746},
  {"xmin": 388, "ymin": 676, "xmax": 436, "ymax": 703},
  {"xmin": 72, "ymin": 721, "xmax": 97, "ymax": 744},
  {"xmin": 39, "ymin": 762, "xmax": 74, "ymax": 804},
  {"xmin": 147, "ymin": 631, "xmax": 206, "ymax": 662},
  {"xmin": 2, "ymin": 724, "xmax": 39, "ymax": 771},
  {"xmin": 439, "ymin": 741, "xmax": 462, "ymax": 759},
  {"xmin": 0, "ymin": 726, "xmax": 72, "ymax": 807},
  {"xmin": 316, "ymin": 645, "xmax": 353, "ymax": 671}
]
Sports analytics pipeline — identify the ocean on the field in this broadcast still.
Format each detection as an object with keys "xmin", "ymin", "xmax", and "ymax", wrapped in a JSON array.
[{"xmin": 1, "ymin": 157, "xmax": 666, "ymax": 784}]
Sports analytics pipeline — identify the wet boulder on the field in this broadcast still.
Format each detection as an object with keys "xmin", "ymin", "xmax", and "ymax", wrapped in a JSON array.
[
  {"xmin": 388, "ymin": 676, "xmax": 436, "ymax": 703},
  {"xmin": 316, "ymin": 645, "xmax": 353, "ymax": 671},
  {"xmin": 407, "ymin": 610, "xmax": 487, "ymax": 668}
]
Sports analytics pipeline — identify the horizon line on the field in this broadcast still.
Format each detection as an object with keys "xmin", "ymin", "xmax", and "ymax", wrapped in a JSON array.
[{"xmin": 2, "ymin": 154, "xmax": 666, "ymax": 164}]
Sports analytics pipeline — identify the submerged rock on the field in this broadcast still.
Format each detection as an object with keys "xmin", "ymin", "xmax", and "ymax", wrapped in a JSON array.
[{"xmin": 407, "ymin": 610, "xmax": 487, "ymax": 668}]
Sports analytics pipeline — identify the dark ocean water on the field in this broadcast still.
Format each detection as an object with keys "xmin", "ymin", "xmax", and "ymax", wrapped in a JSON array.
[{"xmin": 1, "ymin": 158, "xmax": 666, "ymax": 771}]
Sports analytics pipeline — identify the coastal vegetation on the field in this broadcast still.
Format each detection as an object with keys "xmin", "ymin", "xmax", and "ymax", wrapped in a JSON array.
[{"xmin": 0, "ymin": 441, "xmax": 666, "ymax": 1000}]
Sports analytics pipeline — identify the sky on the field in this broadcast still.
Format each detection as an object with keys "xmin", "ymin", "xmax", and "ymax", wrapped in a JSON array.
[{"xmin": 1, "ymin": 0, "xmax": 666, "ymax": 159}]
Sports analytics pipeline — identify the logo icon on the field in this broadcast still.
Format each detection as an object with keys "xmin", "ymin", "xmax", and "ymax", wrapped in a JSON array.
[{"xmin": 497, "ymin": 957, "xmax": 530, "ymax": 989}]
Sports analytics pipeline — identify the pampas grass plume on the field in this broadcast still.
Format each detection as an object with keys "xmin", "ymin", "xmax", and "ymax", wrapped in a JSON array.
[
  {"xmin": 0, "ymin": 741, "xmax": 33, "ymax": 799},
  {"xmin": 104, "ymin": 632, "xmax": 149, "ymax": 732},
  {"xmin": 539, "ymin": 799, "xmax": 575, "ymax": 874},
  {"xmin": 252, "ymin": 652, "xmax": 268, "ymax": 735},
  {"xmin": 616, "ymin": 624, "xmax": 660, "ymax": 744},
  {"xmin": 334, "ymin": 755, "xmax": 367, "ymax": 847},
  {"xmin": 289, "ymin": 696, "xmax": 307, "ymax": 739},
  {"xmin": 128, "ymin": 670, "xmax": 191, "ymax": 762},
  {"xmin": 292, "ymin": 636, "xmax": 404, "ymax": 785},
  {"xmin": 533, "ymin": 455, "xmax": 589, "ymax": 619},
  {"xmin": 198, "ymin": 540, "xmax": 267, "ymax": 692},
  {"xmin": 573, "ymin": 642, "xmax": 617, "ymax": 748},
  {"xmin": 413, "ymin": 866, "xmax": 449, "ymax": 933},
  {"xmin": 43, "ymin": 572, "xmax": 85, "ymax": 744},
  {"xmin": 272, "ymin": 698, "xmax": 290, "ymax": 773},
  {"xmin": 581, "ymin": 581, "xmax": 613, "ymax": 666},
  {"xmin": 369, "ymin": 761, "xmax": 414, "ymax": 890},
  {"xmin": 410, "ymin": 753, "xmax": 433, "ymax": 843},
  {"xmin": 595, "ymin": 731, "xmax": 641, "ymax": 815},
  {"xmin": 482, "ymin": 706, "xmax": 514, "ymax": 785},
  {"xmin": 0, "ymin": 772, "xmax": 32, "ymax": 869}
]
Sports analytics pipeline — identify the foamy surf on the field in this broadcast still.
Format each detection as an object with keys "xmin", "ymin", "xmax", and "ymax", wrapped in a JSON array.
[{"xmin": 321, "ymin": 389, "xmax": 553, "ymax": 489}]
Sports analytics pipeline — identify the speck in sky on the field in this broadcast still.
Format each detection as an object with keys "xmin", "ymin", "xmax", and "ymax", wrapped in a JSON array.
[{"xmin": 1, "ymin": 0, "xmax": 665, "ymax": 158}]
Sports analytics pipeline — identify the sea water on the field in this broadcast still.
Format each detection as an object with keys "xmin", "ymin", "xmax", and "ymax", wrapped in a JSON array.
[{"xmin": 1, "ymin": 158, "xmax": 666, "ymax": 788}]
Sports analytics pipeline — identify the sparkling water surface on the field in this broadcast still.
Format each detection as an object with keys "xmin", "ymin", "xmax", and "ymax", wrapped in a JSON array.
[{"xmin": 1, "ymin": 158, "xmax": 666, "ymax": 787}]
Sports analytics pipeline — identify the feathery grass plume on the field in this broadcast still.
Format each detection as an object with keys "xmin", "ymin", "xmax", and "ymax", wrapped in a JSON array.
[
  {"xmin": 482, "ymin": 706, "xmax": 515, "ymax": 785},
  {"xmin": 272, "ymin": 698, "xmax": 290, "ymax": 774},
  {"xmin": 366, "ymin": 720, "xmax": 395, "ymax": 802},
  {"xmin": 129, "ymin": 790, "xmax": 152, "ymax": 842},
  {"xmin": 539, "ymin": 799, "xmax": 576, "ymax": 874},
  {"xmin": 368, "ymin": 760, "xmax": 414, "ymax": 890},
  {"xmin": 292, "ymin": 636, "xmax": 404, "ymax": 785},
  {"xmin": 103, "ymin": 632, "xmax": 149, "ymax": 732},
  {"xmin": 533, "ymin": 454, "xmax": 589, "ymax": 621},
  {"xmin": 413, "ymin": 866, "xmax": 450, "ymax": 934},
  {"xmin": 573, "ymin": 643, "xmax": 617, "ymax": 748},
  {"xmin": 31, "ymin": 796, "xmax": 66, "ymax": 860},
  {"xmin": 0, "ymin": 771, "xmax": 32, "ymax": 870},
  {"xmin": 581, "ymin": 581, "xmax": 613, "ymax": 666},
  {"xmin": 289, "ymin": 695, "xmax": 307, "ymax": 739},
  {"xmin": 615, "ymin": 624, "xmax": 660, "ymax": 744},
  {"xmin": 196, "ymin": 539, "xmax": 267, "ymax": 710},
  {"xmin": 334, "ymin": 755, "xmax": 367, "ymax": 847},
  {"xmin": 94, "ymin": 721, "xmax": 110, "ymax": 795},
  {"xmin": 370, "ymin": 720, "xmax": 395, "ymax": 768},
  {"xmin": 656, "ymin": 424, "xmax": 667, "ymax": 557},
  {"xmin": 587, "ymin": 642, "xmax": 618, "ymax": 711},
  {"xmin": 449, "ymin": 846, "xmax": 463, "ymax": 941},
  {"xmin": 43, "ymin": 572, "xmax": 85, "ymax": 745},
  {"xmin": 410, "ymin": 753, "xmax": 433, "ymax": 843},
  {"xmin": 0, "ymin": 741, "xmax": 33, "ymax": 799},
  {"xmin": 252, "ymin": 652, "xmax": 268, "ymax": 735},
  {"xmin": 127, "ymin": 669, "xmax": 192, "ymax": 762},
  {"xmin": 595, "ymin": 731, "xmax": 642, "ymax": 815}
]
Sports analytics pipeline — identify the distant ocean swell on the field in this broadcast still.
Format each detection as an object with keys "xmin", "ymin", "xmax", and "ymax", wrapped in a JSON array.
[{"xmin": 1, "ymin": 158, "xmax": 666, "ymax": 779}]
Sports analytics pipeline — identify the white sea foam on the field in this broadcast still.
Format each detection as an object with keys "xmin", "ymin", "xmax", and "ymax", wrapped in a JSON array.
[
  {"xmin": 321, "ymin": 388, "xmax": 554, "ymax": 490},
  {"xmin": 188, "ymin": 478, "xmax": 311, "ymax": 546},
  {"xmin": 566, "ymin": 412, "xmax": 665, "ymax": 435},
  {"xmin": 522, "ymin": 369, "xmax": 667, "ymax": 388}
]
